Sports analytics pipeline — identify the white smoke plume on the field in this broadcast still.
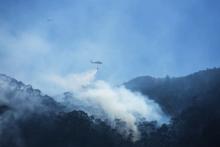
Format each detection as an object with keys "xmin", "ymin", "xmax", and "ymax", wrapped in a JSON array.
[{"xmin": 49, "ymin": 69, "xmax": 169, "ymax": 141}]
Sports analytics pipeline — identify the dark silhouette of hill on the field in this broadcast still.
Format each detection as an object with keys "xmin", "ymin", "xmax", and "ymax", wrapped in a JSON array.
[
  {"xmin": 0, "ymin": 73, "xmax": 134, "ymax": 147},
  {"xmin": 124, "ymin": 68, "xmax": 220, "ymax": 147},
  {"xmin": 1, "ymin": 68, "xmax": 220, "ymax": 147},
  {"xmin": 125, "ymin": 67, "xmax": 220, "ymax": 115}
]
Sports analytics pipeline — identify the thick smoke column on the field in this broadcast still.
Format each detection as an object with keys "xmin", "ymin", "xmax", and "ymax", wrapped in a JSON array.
[{"xmin": 49, "ymin": 69, "xmax": 169, "ymax": 140}]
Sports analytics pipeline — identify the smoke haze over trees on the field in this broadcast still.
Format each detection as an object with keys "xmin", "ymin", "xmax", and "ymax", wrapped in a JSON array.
[{"xmin": 0, "ymin": 68, "xmax": 220, "ymax": 147}]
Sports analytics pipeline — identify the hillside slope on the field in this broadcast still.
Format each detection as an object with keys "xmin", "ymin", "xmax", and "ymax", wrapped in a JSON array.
[
  {"xmin": 1, "ymin": 68, "xmax": 220, "ymax": 147},
  {"xmin": 125, "ymin": 68, "xmax": 220, "ymax": 115}
]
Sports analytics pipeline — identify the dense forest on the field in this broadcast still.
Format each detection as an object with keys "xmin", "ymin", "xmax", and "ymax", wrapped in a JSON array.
[{"xmin": 0, "ymin": 68, "xmax": 220, "ymax": 147}]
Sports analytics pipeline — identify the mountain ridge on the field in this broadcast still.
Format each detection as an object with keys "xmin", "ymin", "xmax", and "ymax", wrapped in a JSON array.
[
  {"xmin": 124, "ymin": 67, "xmax": 220, "ymax": 115},
  {"xmin": 0, "ymin": 68, "xmax": 220, "ymax": 147}
]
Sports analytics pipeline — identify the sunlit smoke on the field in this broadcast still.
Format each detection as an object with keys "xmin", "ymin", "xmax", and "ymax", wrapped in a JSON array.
[
  {"xmin": 49, "ymin": 69, "xmax": 169, "ymax": 141},
  {"xmin": 49, "ymin": 70, "xmax": 97, "ymax": 91}
]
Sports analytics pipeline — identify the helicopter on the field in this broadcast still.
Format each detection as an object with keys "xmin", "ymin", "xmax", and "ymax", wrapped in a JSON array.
[{"xmin": 90, "ymin": 60, "xmax": 103, "ymax": 70}]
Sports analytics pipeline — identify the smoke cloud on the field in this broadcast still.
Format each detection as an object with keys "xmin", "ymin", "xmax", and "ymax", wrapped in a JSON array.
[{"xmin": 48, "ymin": 69, "xmax": 169, "ymax": 140}]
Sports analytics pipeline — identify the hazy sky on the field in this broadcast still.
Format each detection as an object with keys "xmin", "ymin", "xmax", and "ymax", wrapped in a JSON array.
[{"xmin": 0, "ymin": 0, "xmax": 220, "ymax": 93}]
